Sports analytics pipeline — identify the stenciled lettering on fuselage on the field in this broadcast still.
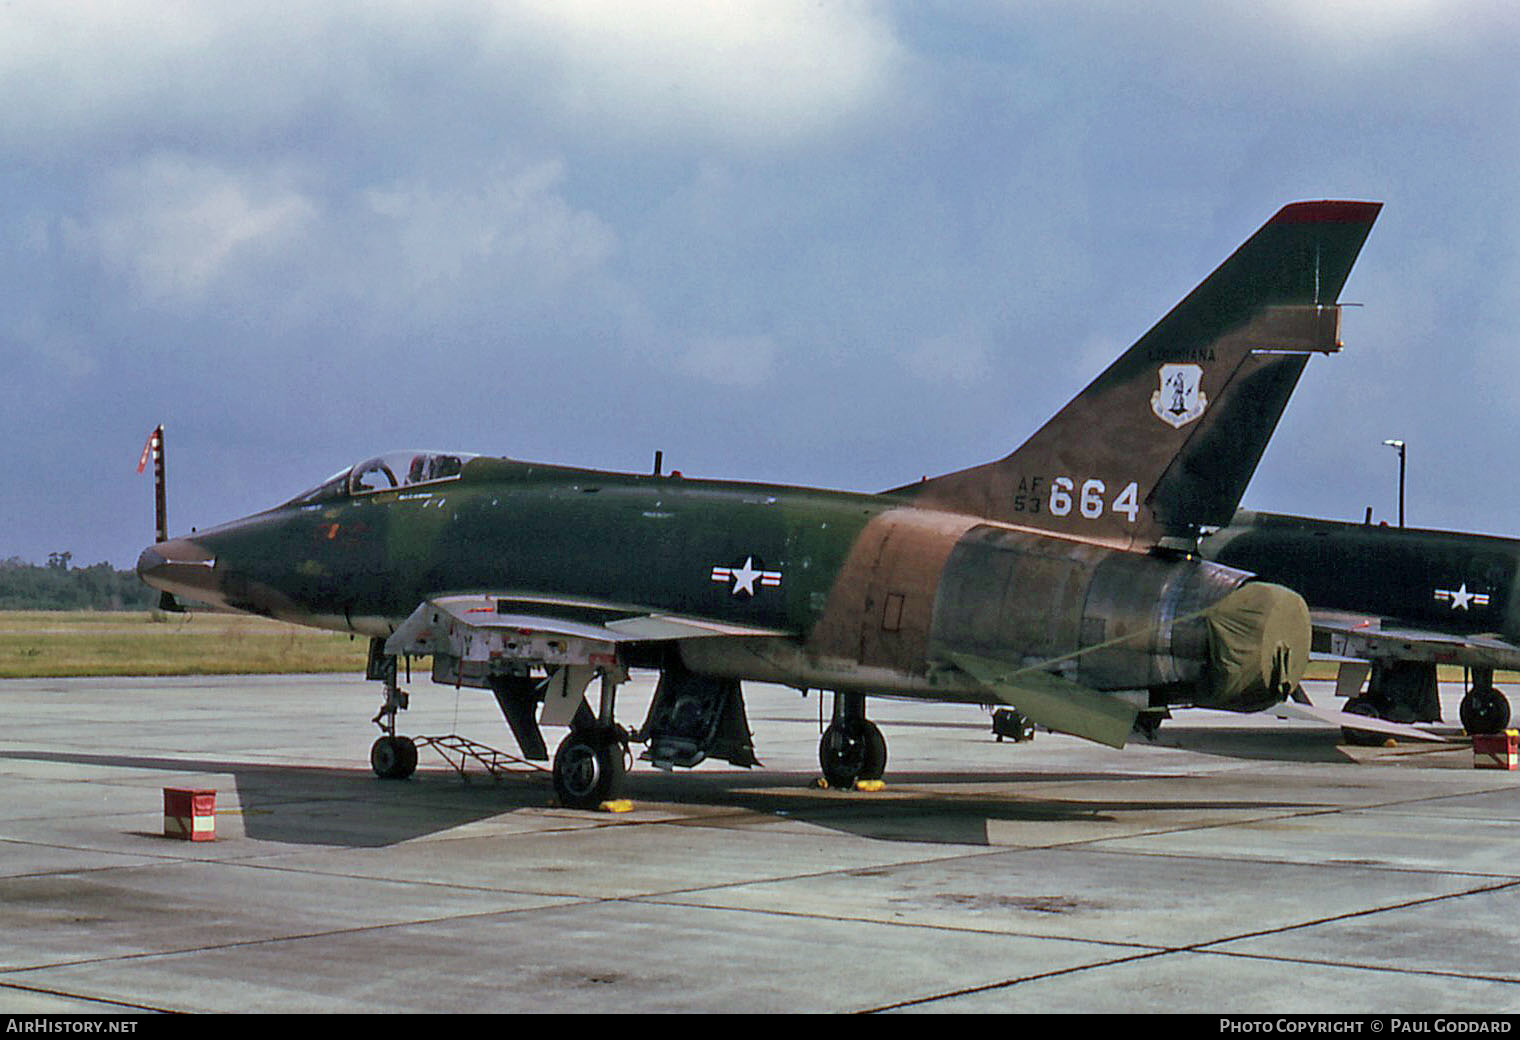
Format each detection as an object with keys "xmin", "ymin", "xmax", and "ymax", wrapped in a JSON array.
[
  {"xmin": 1434, "ymin": 583, "xmax": 1492, "ymax": 611},
  {"xmin": 710, "ymin": 556, "xmax": 782, "ymax": 598},
  {"xmin": 1150, "ymin": 363, "xmax": 1208, "ymax": 429}
]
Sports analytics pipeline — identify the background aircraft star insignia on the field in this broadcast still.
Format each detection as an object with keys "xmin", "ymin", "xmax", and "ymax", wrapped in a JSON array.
[{"xmin": 1435, "ymin": 583, "xmax": 1489, "ymax": 610}]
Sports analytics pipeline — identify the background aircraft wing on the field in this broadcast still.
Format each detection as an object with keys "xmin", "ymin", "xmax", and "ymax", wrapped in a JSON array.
[{"xmin": 1310, "ymin": 608, "xmax": 1520, "ymax": 671}]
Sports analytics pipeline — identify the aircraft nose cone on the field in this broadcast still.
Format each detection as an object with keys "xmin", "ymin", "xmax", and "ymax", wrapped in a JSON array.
[
  {"xmin": 136, "ymin": 545, "xmax": 166, "ymax": 583},
  {"xmin": 134, "ymin": 537, "xmax": 220, "ymax": 603}
]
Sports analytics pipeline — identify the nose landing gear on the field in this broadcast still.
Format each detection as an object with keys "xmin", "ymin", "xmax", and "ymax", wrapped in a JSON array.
[{"xmin": 368, "ymin": 638, "xmax": 418, "ymax": 780}]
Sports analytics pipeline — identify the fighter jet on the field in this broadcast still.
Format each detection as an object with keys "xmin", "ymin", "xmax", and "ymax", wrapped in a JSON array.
[
  {"xmin": 138, "ymin": 200, "xmax": 1380, "ymax": 808},
  {"xmin": 1201, "ymin": 511, "xmax": 1517, "ymax": 738}
]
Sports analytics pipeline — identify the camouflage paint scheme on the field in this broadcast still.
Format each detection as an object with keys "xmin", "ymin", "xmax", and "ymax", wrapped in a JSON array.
[{"xmin": 140, "ymin": 200, "xmax": 1381, "ymax": 806}]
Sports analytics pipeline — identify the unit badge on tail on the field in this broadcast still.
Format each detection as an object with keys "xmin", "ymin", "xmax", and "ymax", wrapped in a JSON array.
[{"xmin": 1151, "ymin": 363, "xmax": 1208, "ymax": 429}]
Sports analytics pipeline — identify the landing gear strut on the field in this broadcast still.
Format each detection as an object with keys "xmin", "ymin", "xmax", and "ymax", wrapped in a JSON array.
[
  {"xmin": 819, "ymin": 692, "xmax": 887, "ymax": 789},
  {"xmin": 552, "ymin": 669, "xmax": 631, "ymax": 809},
  {"xmin": 368, "ymin": 638, "xmax": 418, "ymax": 780}
]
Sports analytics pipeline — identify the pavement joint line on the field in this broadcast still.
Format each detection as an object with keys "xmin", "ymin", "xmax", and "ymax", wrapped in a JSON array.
[
  {"xmin": 629, "ymin": 875, "xmax": 1520, "ymax": 955},
  {"xmin": 859, "ymin": 947, "xmax": 1174, "ymax": 1012},
  {"xmin": 856, "ymin": 878, "xmax": 1520, "ymax": 1012},
  {"xmin": 1191, "ymin": 947, "xmax": 1520, "ymax": 989},
  {"xmin": 1004, "ymin": 789, "xmax": 1520, "ymax": 857},
  {"xmin": 630, "ymin": 893, "xmax": 1175, "ymax": 954},
  {"xmin": 0, "ymin": 898, "xmax": 596, "ymax": 977},
  {"xmin": 0, "ymin": 978, "xmax": 176, "ymax": 1014},
  {"xmin": 1024, "ymin": 840, "xmax": 1520, "ymax": 885},
  {"xmin": 1182, "ymin": 876, "xmax": 1520, "ymax": 954}
]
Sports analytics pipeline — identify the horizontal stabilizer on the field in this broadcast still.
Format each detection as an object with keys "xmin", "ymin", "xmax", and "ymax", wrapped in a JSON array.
[
  {"xmin": 1271, "ymin": 700, "xmax": 1454, "ymax": 743},
  {"xmin": 948, "ymin": 651, "xmax": 1137, "ymax": 749}
]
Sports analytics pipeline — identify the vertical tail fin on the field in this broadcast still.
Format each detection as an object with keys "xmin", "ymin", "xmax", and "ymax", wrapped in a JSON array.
[{"xmin": 893, "ymin": 200, "xmax": 1381, "ymax": 549}]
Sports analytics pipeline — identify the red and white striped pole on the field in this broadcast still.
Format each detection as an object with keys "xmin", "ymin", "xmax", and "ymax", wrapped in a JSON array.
[{"xmin": 137, "ymin": 425, "xmax": 167, "ymax": 544}]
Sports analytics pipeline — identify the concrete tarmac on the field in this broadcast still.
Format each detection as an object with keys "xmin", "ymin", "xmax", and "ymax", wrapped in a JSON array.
[{"xmin": 0, "ymin": 674, "xmax": 1517, "ymax": 1014}]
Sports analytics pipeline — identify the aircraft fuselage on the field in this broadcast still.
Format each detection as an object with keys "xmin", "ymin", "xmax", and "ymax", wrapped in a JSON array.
[{"xmin": 139, "ymin": 455, "xmax": 1294, "ymax": 714}]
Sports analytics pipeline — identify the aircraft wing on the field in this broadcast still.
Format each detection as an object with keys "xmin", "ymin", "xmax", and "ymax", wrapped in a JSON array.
[
  {"xmin": 1310, "ymin": 609, "xmax": 1520, "ymax": 671},
  {"xmin": 384, "ymin": 592, "xmax": 794, "ymax": 667}
]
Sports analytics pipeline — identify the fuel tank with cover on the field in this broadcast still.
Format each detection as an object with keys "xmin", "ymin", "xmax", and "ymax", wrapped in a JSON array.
[{"xmin": 929, "ymin": 525, "xmax": 1308, "ymax": 712}]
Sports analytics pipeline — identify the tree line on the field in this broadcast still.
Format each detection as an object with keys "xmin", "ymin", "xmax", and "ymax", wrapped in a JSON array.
[{"xmin": 0, "ymin": 555, "xmax": 158, "ymax": 611}]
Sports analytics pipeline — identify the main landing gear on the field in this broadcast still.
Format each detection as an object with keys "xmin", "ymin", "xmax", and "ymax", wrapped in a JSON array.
[
  {"xmin": 552, "ymin": 726, "xmax": 627, "ymax": 809},
  {"xmin": 550, "ymin": 671, "xmax": 631, "ymax": 810},
  {"xmin": 1339, "ymin": 660, "xmax": 1512, "ymax": 744},
  {"xmin": 818, "ymin": 692, "xmax": 887, "ymax": 790},
  {"xmin": 1459, "ymin": 667, "xmax": 1512, "ymax": 735},
  {"xmin": 364, "ymin": 637, "xmax": 635, "ymax": 808}
]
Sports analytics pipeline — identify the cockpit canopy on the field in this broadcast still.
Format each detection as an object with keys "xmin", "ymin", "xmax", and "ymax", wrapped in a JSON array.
[{"xmin": 285, "ymin": 451, "xmax": 479, "ymax": 507}]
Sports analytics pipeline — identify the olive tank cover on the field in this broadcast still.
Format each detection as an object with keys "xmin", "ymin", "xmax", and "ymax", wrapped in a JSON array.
[{"xmin": 1203, "ymin": 582, "xmax": 1311, "ymax": 712}]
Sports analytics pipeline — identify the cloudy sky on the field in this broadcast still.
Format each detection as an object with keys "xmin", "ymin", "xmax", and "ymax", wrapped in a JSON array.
[{"xmin": 5, "ymin": 1, "xmax": 1519, "ymax": 568}]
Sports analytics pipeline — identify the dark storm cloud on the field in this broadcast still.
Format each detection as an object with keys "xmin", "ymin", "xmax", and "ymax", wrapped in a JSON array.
[{"xmin": 2, "ymin": 1, "xmax": 1517, "ymax": 566}]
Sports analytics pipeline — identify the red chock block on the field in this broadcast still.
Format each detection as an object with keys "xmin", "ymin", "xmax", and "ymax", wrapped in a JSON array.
[
  {"xmin": 1472, "ymin": 730, "xmax": 1518, "ymax": 771},
  {"xmin": 163, "ymin": 788, "xmax": 216, "ymax": 841}
]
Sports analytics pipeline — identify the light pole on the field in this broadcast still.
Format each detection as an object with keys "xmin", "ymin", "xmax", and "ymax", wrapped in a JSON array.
[{"xmin": 1382, "ymin": 439, "xmax": 1405, "ymax": 528}]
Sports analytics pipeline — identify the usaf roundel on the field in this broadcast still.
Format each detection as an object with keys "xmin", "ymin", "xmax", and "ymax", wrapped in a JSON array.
[{"xmin": 1150, "ymin": 363, "xmax": 1208, "ymax": 429}]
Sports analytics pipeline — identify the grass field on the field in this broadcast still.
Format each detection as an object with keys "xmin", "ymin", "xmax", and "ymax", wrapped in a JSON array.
[
  {"xmin": 0, "ymin": 611, "xmax": 1500, "ymax": 685},
  {"xmin": 0, "ymin": 611, "xmax": 369, "ymax": 678}
]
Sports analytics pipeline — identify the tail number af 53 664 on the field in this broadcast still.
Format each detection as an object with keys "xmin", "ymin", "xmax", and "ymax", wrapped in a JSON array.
[{"xmin": 1049, "ymin": 477, "xmax": 1139, "ymax": 522}]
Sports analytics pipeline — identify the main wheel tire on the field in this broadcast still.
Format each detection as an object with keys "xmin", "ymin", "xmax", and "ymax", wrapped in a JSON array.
[
  {"xmin": 553, "ymin": 729, "xmax": 626, "ymax": 809},
  {"xmin": 1460, "ymin": 687, "xmax": 1512, "ymax": 735},
  {"xmin": 371, "ymin": 735, "xmax": 418, "ymax": 780},
  {"xmin": 819, "ymin": 719, "xmax": 887, "ymax": 789},
  {"xmin": 1340, "ymin": 699, "xmax": 1384, "ymax": 747}
]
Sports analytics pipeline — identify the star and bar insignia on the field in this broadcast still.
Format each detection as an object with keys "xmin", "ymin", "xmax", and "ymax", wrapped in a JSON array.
[
  {"xmin": 710, "ymin": 556, "xmax": 782, "ymax": 598},
  {"xmin": 1434, "ymin": 583, "xmax": 1490, "ymax": 611}
]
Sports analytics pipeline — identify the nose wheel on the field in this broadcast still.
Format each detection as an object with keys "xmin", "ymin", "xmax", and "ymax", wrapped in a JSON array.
[{"xmin": 371, "ymin": 735, "xmax": 418, "ymax": 779}]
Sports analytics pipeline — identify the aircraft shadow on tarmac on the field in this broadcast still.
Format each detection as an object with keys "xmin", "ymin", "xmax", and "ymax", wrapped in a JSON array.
[
  {"xmin": 1145, "ymin": 723, "xmax": 1350, "ymax": 763},
  {"xmin": 638, "ymin": 770, "xmax": 1325, "ymax": 848},
  {"xmin": 0, "ymin": 746, "xmax": 1326, "ymax": 849},
  {"xmin": 0, "ymin": 749, "xmax": 552, "ymax": 848}
]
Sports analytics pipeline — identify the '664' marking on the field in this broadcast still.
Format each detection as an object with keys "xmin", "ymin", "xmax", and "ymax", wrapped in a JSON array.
[{"xmin": 1047, "ymin": 477, "xmax": 1139, "ymax": 522}]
